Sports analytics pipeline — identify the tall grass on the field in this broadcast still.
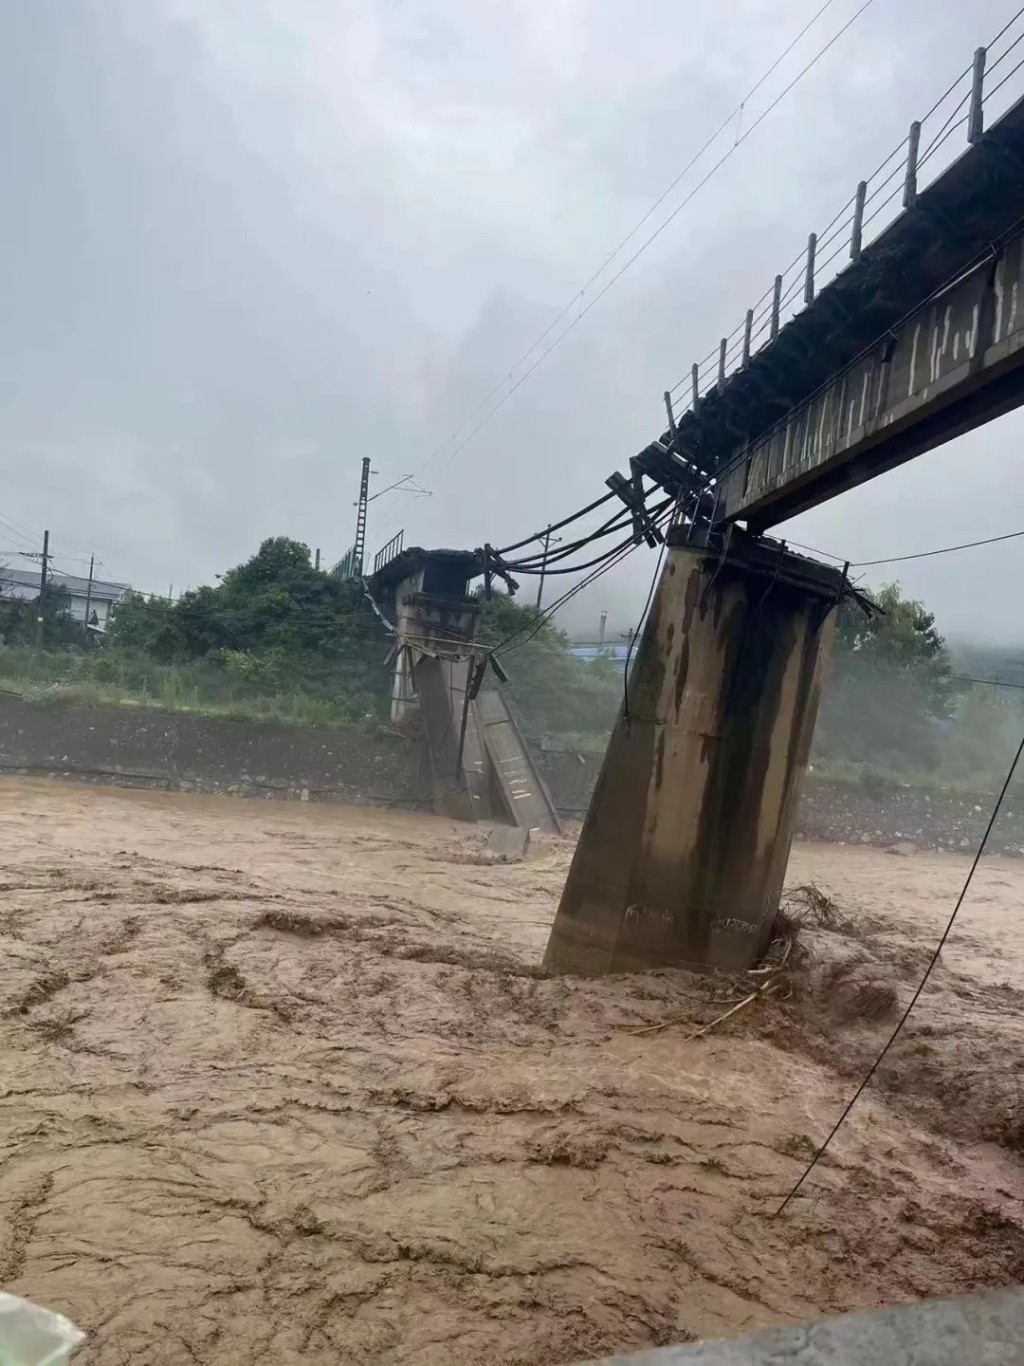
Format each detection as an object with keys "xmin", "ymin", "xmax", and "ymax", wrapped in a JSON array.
[{"xmin": 0, "ymin": 647, "xmax": 382, "ymax": 730}]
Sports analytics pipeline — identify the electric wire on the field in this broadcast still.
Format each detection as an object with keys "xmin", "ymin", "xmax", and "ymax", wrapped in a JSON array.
[
  {"xmin": 385, "ymin": 0, "xmax": 878, "ymax": 519},
  {"xmin": 402, "ymin": 0, "xmax": 848, "ymax": 497},
  {"xmin": 493, "ymin": 500, "xmax": 680, "ymax": 658},
  {"xmin": 786, "ymin": 527, "xmax": 1024, "ymax": 570},
  {"xmin": 663, "ymin": 9, "xmax": 1022, "ymax": 411},
  {"xmin": 775, "ymin": 724, "xmax": 1024, "ymax": 1215},
  {"xmin": 494, "ymin": 489, "xmax": 617, "ymax": 557},
  {"xmin": 854, "ymin": 528, "xmax": 1024, "ymax": 566},
  {"xmin": 623, "ymin": 538, "xmax": 667, "ymax": 724}
]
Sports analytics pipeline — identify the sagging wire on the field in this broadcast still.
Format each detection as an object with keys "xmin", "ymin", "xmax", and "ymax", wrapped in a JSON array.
[
  {"xmin": 494, "ymin": 489, "xmax": 617, "ymax": 558},
  {"xmin": 776, "ymin": 724, "xmax": 1024, "ymax": 1215},
  {"xmin": 662, "ymin": 11, "xmax": 1016, "ymax": 418},
  {"xmin": 491, "ymin": 486, "xmax": 674, "ymax": 586},
  {"xmin": 491, "ymin": 498, "xmax": 682, "ymax": 660},
  {"xmin": 501, "ymin": 503, "xmax": 646, "ymax": 572},
  {"xmin": 622, "ymin": 536, "xmax": 668, "ymax": 731}
]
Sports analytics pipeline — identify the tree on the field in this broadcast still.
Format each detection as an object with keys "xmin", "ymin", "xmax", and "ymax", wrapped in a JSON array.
[
  {"xmin": 814, "ymin": 582, "xmax": 956, "ymax": 771},
  {"xmin": 107, "ymin": 537, "xmax": 392, "ymax": 716}
]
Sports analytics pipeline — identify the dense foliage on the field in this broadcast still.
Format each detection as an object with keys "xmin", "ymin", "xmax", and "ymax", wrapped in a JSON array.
[
  {"xmin": 1, "ymin": 540, "xmax": 1021, "ymax": 784},
  {"xmin": 814, "ymin": 583, "xmax": 958, "ymax": 771},
  {"xmin": 107, "ymin": 537, "xmax": 391, "ymax": 721}
]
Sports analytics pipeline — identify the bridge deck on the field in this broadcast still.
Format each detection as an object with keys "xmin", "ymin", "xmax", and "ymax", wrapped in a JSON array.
[{"xmin": 638, "ymin": 95, "xmax": 1024, "ymax": 529}]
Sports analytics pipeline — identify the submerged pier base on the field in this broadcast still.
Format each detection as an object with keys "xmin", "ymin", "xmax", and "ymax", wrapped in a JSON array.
[{"xmin": 543, "ymin": 527, "xmax": 844, "ymax": 975}]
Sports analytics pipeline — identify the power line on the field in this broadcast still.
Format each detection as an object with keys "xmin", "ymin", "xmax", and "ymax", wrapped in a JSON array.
[
  {"xmin": 438, "ymin": 1, "xmax": 877, "ymax": 484},
  {"xmin": 852, "ymin": 527, "xmax": 1024, "ymax": 567},
  {"xmin": 494, "ymin": 500, "xmax": 681, "ymax": 658},
  {"xmin": 775, "ymin": 723, "xmax": 1024, "ymax": 1216},
  {"xmin": 951, "ymin": 674, "xmax": 1024, "ymax": 691},
  {"xmin": 623, "ymin": 539, "xmax": 667, "ymax": 724},
  {"xmin": 384, "ymin": 0, "xmax": 876, "ymax": 523},
  {"xmin": 409, "ymin": 0, "xmax": 846, "ymax": 479},
  {"xmin": 784, "ymin": 527, "xmax": 1024, "ymax": 571},
  {"xmin": 495, "ymin": 489, "xmax": 617, "ymax": 557},
  {"xmin": 474, "ymin": 5, "xmax": 1022, "ymax": 577},
  {"xmin": 504, "ymin": 497, "xmax": 675, "ymax": 577},
  {"xmin": 0, "ymin": 516, "xmax": 40, "ymax": 552}
]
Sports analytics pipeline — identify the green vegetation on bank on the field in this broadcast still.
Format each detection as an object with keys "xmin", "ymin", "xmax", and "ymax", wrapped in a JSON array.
[
  {"xmin": 1, "ymin": 535, "xmax": 1023, "ymax": 786},
  {"xmin": 0, "ymin": 537, "xmax": 624, "ymax": 744}
]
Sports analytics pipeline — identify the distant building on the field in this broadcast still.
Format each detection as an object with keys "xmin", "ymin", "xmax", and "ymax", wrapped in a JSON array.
[
  {"xmin": 569, "ymin": 643, "xmax": 631, "ymax": 668},
  {"xmin": 0, "ymin": 566, "xmax": 131, "ymax": 630}
]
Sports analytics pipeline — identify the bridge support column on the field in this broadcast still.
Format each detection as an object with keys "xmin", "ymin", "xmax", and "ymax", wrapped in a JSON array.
[{"xmin": 543, "ymin": 527, "xmax": 844, "ymax": 975}]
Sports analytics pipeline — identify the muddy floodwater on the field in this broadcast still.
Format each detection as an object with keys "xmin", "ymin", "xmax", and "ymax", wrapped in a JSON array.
[{"xmin": 1, "ymin": 779, "xmax": 1023, "ymax": 1364}]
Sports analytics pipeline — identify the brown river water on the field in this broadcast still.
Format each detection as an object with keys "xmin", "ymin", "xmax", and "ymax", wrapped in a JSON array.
[{"xmin": 0, "ymin": 779, "xmax": 1022, "ymax": 1364}]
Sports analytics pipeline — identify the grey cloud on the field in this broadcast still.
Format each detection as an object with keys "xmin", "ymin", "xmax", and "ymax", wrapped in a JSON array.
[{"xmin": 1, "ymin": 0, "xmax": 1021, "ymax": 638}]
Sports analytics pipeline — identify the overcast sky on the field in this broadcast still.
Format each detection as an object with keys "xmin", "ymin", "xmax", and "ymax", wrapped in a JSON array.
[{"xmin": 3, "ymin": 0, "xmax": 1024, "ymax": 640}]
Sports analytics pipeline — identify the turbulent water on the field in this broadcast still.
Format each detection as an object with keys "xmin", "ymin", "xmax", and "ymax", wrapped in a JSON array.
[{"xmin": 0, "ymin": 780, "xmax": 1022, "ymax": 1364}]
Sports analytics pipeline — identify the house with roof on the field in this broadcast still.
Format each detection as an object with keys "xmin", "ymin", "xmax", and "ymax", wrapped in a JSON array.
[{"xmin": 0, "ymin": 566, "xmax": 131, "ymax": 630}]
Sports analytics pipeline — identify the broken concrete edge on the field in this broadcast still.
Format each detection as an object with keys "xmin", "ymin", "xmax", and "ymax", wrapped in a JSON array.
[
  {"xmin": 578, "ymin": 1288, "xmax": 1024, "ymax": 1364},
  {"xmin": 486, "ymin": 824, "xmax": 531, "ymax": 861}
]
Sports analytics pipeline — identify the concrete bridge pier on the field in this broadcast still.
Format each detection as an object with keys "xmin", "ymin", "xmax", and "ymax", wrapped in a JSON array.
[{"xmin": 543, "ymin": 526, "xmax": 845, "ymax": 976}]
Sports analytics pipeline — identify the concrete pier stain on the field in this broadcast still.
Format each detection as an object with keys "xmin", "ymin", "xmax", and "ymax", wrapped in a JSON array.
[{"xmin": 543, "ymin": 528, "xmax": 842, "ymax": 976}]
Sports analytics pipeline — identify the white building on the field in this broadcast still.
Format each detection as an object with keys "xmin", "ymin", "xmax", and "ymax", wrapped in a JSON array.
[{"xmin": 0, "ymin": 566, "xmax": 130, "ymax": 630}]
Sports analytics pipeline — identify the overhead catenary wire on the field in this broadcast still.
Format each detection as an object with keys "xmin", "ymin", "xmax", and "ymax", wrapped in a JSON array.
[
  {"xmin": 407, "ymin": 0, "xmax": 849, "ymax": 490},
  {"xmin": 785, "ymin": 527, "xmax": 1024, "ymax": 569},
  {"xmin": 378, "ymin": 1, "xmax": 881, "ymax": 559},
  {"xmin": 382, "ymin": 0, "xmax": 877, "ymax": 524},
  {"xmin": 775, "ymin": 724, "xmax": 1024, "ymax": 1216}
]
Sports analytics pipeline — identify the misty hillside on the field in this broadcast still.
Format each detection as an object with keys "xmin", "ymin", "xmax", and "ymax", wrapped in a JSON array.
[{"xmin": 949, "ymin": 641, "xmax": 1024, "ymax": 687}]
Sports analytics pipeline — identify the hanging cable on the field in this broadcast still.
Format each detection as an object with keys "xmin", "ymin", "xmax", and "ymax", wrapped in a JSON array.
[
  {"xmin": 504, "ymin": 497, "xmax": 675, "ymax": 576},
  {"xmin": 501, "ymin": 504, "xmax": 640, "ymax": 570},
  {"xmin": 853, "ymin": 528, "xmax": 1024, "ymax": 566},
  {"xmin": 784, "ymin": 527, "xmax": 1024, "ymax": 571},
  {"xmin": 776, "ymin": 724, "xmax": 1024, "ymax": 1216},
  {"xmin": 623, "ymin": 537, "xmax": 668, "ymax": 727},
  {"xmin": 493, "ymin": 499, "xmax": 680, "ymax": 658},
  {"xmin": 494, "ymin": 489, "xmax": 618, "ymax": 557}
]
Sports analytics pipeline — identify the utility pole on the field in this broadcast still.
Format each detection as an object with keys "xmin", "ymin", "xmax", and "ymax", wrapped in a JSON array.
[
  {"xmin": 36, "ymin": 529, "xmax": 49, "ymax": 648},
  {"xmin": 83, "ymin": 554, "xmax": 94, "ymax": 631},
  {"xmin": 314, "ymin": 548, "xmax": 321, "ymax": 571},
  {"xmin": 535, "ymin": 524, "xmax": 561, "ymax": 610},
  {"xmin": 353, "ymin": 457, "xmax": 371, "ymax": 577},
  {"xmin": 599, "ymin": 610, "xmax": 608, "ymax": 645}
]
